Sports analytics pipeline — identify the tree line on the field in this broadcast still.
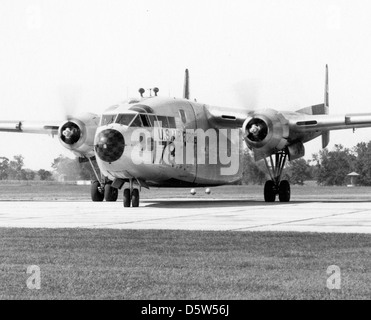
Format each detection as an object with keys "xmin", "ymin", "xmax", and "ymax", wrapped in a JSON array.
[
  {"xmin": 2, "ymin": 141, "xmax": 371, "ymax": 185},
  {"xmin": 0, "ymin": 155, "xmax": 95, "ymax": 182},
  {"xmin": 243, "ymin": 141, "xmax": 371, "ymax": 186}
]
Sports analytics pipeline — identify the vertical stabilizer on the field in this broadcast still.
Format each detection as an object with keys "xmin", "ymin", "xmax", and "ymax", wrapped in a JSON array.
[
  {"xmin": 322, "ymin": 64, "xmax": 330, "ymax": 148},
  {"xmin": 324, "ymin": 64, "xmax": 329, "ymax": 110},
  {"xmin": 183, "ymin": 69, "xmax": 190, "ymax": 100}
]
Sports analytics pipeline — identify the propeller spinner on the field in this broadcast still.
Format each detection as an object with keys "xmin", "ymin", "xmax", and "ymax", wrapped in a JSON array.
[
  {"xmin": 245, "ymin": 118, "xmax": 268, "ymax": 142},
  {"xmin": 60, "ymin": 121, "xmax": 81, "ymax": 145}
]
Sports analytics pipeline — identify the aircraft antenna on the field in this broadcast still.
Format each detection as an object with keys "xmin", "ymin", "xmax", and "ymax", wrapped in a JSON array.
[{"xmin": 183, "ymin": 69, "xmax": 190, "ymax": 99}]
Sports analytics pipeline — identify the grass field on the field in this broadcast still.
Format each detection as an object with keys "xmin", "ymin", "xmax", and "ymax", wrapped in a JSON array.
[
  {"xmin": 0, "ymin": 183, "xmax": 371, "ymax": 300},
  {"xmin": 0, "ymin": 228, "xmax": 370, "ymax": 300}
]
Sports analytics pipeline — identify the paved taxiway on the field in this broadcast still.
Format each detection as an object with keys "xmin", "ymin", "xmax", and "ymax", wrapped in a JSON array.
[{"xmin": 0, "ymin": 199, "xmax": 371, "ymax": 233}]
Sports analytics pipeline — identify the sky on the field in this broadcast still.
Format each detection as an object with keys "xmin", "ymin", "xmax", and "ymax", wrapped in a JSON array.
[{"xmin": 1, "ymin": 0, "xmax": 371, "ymax": 170}]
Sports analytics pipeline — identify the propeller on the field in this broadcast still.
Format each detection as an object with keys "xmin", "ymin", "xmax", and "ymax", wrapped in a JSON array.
[
  {"xmin": 58, "ymin": 84, "xmax": 83, "ymax": 145},
  {"xmin": 233, "ymin": 78, "xmax": 261, "ymax": 111},
  {"xmin": 55, "ymin": 84, "xmax": 100, "ymax": 158},
  {"xmin": 58, "ymin": 84, "xmax": 82, "ymax": 120}
]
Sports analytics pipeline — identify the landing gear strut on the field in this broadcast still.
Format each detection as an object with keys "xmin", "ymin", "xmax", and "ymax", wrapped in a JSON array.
[
  {"xmin": 263, "ymin": 150, "xmax": 290, "ymax": 202},
  {"xmin": 123, "ymin": 179, "xmax": 140, "ymax": 207},
  {"xmin": 88, "ymin": 157, "xmax": 118, "ymax": 202}
]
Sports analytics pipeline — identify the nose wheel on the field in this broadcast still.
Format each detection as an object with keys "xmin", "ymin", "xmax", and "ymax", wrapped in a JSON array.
[
  {"xmin": 263, "ymin": 150, "xmax": 291, "ymax": 202},
  {"xmin": 123, "ymin": 188, "xmax": 140, "ymax": 207}
]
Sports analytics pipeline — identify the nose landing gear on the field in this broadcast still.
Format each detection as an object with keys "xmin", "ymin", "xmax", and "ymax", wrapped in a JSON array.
[
  {"xmin": 123, "ymin": 179, "xmax": 140, "ymax": 207},
  {"xmin": 263, "ymin": 150, "xmax": 291, "ymax": 202}
]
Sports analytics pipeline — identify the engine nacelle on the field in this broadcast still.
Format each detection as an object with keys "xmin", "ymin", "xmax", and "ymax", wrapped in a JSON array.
[
  {"xmin": 58, "ymin": 112, "xmax": 100, "ymax": 158},
  {"xmin": 242, "ymin": 109, "xmax": 290, "ymax": 157}
]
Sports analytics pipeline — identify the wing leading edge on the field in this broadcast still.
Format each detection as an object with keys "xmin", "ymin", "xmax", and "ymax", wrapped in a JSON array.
[{"xmin": 0, "ymin": 120, "xmax": 60, "ymax": 135}]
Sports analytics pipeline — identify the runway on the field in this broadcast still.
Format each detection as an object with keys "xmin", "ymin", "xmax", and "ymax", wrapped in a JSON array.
[{"xmin": 1, "ymin": 199, "xmax": 371, "ymax": 233}]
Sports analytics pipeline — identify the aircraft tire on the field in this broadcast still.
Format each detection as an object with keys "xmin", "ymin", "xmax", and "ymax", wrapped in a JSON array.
[
  {"xmin": 104, "ymin": 184, "xmax": 118, "ymax": 202},
  {"xmin": 131, "ymin": 188, "xmax": 140, "ymax": 207},
  {"xmin": 264, "ymin": 180, "xmax": 276, "ymax": 202},
  {"xmin": 278, "ymin": 180, "xmax": 291, "ymax": 202},
  {"xmin": 91, "ymin": 181, "xmax": 104, "ymax": 202},
  {"xmin": 123, "ymin": 188, "xmax": 131, "ymax": 207}
]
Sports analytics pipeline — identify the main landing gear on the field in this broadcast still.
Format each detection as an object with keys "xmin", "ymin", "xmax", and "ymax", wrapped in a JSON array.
[
  {"xmin": 263, "ymin": 150, "xmax": 290, "ymax": 202},
  {"xmin": 91, "ymin": 180, "xmax": 118, "ymax": 202},
  {"xmin": 123, "ymin": 179, "xmax": 140, "ymax": 207}
]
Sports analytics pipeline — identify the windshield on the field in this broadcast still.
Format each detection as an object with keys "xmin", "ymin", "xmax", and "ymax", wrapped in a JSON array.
[
  {"xmin": 101, "ymin": 114, "xmax": 117, "ymax": 125},
  {"xmin": 140, "ymin": 114, "xmax": 151, "ymax": 127},
  {"xmin": 129, "ymin": 114, "xmax": 143, "ymax": 127},
  {"xmin": 113, "ymin": 113, "xmax": 176, "ymax": 128},
  {"xmin": 116, "ymin": 113, "xmax": 136, "ymax": 126}
]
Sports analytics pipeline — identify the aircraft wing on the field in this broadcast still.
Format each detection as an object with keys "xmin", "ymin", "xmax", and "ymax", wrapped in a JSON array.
[
  {"xmin": 206, "ymin": 106, "xmax": 371, "ymax": 132},
  {"xmin": 250, "ymin": 108, "xmax": 371, "ymax": 160},
  {"xmin": 0, "ymin": 120, "xmax": 60, "ymax": 135},
  {"xmin": 205, "ymin": 105, "xmax": 251, "ymax": 128},
  {"xmin": 205, "ymin": 104, "xmax": 371, "ymax": 161},
  {"xmin": 0, "ymin": 113, "xmax": 100, "ymax": 158},
  {"xmin": 288, "ymin": 112, "xmax": 371, "ymax": 132},
  {"xmin": 206, "ymin": 65, "xmax": 371, "ymax": 160}
]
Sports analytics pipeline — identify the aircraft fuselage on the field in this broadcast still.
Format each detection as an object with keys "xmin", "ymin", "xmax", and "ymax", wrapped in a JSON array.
[{"xmin": 94, "ymin": 96, "xmax": 243, "ymax": 187}]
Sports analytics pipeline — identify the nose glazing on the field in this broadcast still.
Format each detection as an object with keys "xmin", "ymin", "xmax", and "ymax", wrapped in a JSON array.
[{"xmin": 95, "ymin": 129, "xmax": 125, "ymax": 162}]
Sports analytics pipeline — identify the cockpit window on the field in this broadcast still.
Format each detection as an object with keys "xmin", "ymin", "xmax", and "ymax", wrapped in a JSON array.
[
  {"xmin": 168, "ymin": 117, "xmax": 176, "ymax": 128},
  {"xmin": 101, "ymin": 114, "xmax": 117, "ymax": 125},
  {"xmin": 116, "ymin": 113, "xmax": 136, "ymax": 126},
  {"xmin": 157, "ymin": 115, "xmax": 169, "ymax": 128},
  {"xmin": 140, "ymin": 114, "xmax": 151, "ymax": 127},
  {"xmin": 129, "ymin": 114, "xmax": 143, "ymax": 127},
  {"xmin": 147, "ymin": 115, "xmax": 158, "ymax": 126},
  {"xmin": 179, "ymin": 109, "xmax": 187, "ymax": 123}
]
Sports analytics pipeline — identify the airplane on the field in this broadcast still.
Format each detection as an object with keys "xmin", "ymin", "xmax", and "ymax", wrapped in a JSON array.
[{"xmin": 1, "ymin": 66, "xmax": 371, "ymax": 207}]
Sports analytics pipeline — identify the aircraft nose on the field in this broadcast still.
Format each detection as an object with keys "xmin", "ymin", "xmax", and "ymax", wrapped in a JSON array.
[{"xmin": 95, "ymin": 129, "xmax": 125, "ymax": 162}]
